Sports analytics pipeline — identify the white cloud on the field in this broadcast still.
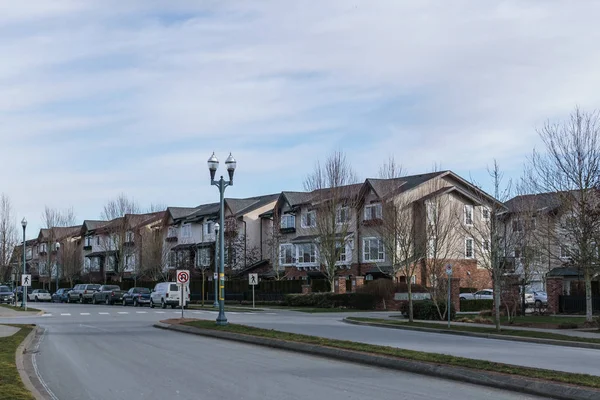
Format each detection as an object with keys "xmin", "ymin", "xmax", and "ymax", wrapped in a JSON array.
[{"xmin": 1, "ymin": 1, "xmax": 600, "ymax": 235}]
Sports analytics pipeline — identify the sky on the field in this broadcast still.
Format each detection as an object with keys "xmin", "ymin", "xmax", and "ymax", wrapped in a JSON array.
[{"xmin": 1, "ymin": 1, "xmax": 600, "ymax": 238}]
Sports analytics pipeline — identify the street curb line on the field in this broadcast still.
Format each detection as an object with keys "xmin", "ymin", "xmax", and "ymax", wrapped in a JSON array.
[
  {"xmin": 153, "ymin": 322, "xmax": 600, "ymax": 400},
  {"xmin": 343, "ymin": 318, "xmax": 600, "ymax": 350},
  {"xmin": 16, "ymin": 326, "xmax": 48, "ymax": 400}
]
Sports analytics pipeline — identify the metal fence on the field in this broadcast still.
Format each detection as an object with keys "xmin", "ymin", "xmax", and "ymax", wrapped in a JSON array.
[{"xmin": 559, "ymin": 295, "xmax": 600, "ymax": 313}]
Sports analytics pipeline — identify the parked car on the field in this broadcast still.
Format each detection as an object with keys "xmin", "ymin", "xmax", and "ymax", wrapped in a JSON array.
[
  {"xmin": 0, "ymin": 285, "xmax": 14, "ymax": 304},
  {"xmin": 92, "ymin": 285, "xmax": 125, "ymax": 305},
  {"xmin": 460, "ymin": 289, "xmax": 494, "ymax": 301},
  {"xmin": 28, "ymin": 289, "xmax": 51, "ymax": 302},
  {"xmin": 122, "ymin": 287, "xmax": 151, "ymax": 307},
  {"xmin": 525, "ymin": 291, "xmax": 548, "ymax": 308},
  {"xmin": 150, "ymin": 282, "xmax": 189, "ymax": 309},
  {"xmin": 68, "ymin": 284, "xmax": 101, "ymax": 303},
  {"xmin": 51, "ymin": 288, "xmax": 72, "ymax": 303}
]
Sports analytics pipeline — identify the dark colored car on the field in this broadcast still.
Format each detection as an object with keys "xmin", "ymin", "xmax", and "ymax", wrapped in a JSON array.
[
  {"xmin": 91, "ymin": 285, "xmax": 125, "ymax": 305},
  {"xmin": 0, "ymin": 285, "xmax": 14, "ymax": 304},
  {"xmin": 52, "ymin": 288, "xmax": 72, "ymax": 303},
  {"xmin": 122, "ymin": 287, "xmax": 151, "ymax": 307}
]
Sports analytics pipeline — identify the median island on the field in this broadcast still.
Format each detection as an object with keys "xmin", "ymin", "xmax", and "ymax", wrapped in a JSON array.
[{"xmin": 0, "ymin": 325, "xmax": 35, "ymax": 400}]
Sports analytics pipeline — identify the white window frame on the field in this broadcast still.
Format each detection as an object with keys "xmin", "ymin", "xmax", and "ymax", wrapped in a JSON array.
[
  {"xmin": 363, "ymin": 237, "xmax": 385, "ymax": 262},
  {"xmin": 301, "ymin": 209, "xmax": 316, "ymax": 228},
  {"xmin": 40, "ymin": 243, "xmax": 47, "ymax": 253},
  {"xmin": 336, "ymin": 206, "xmax": 350, "ymax": 225},
  {"xmin": 464, "ymin": 205, "xmax": 473, "ymax": 226},
  {"xmin": 181, "ymin": 224, "xmax": 192, "ymax": 238},
  {"xmin": 364, "ymin": 203, "xmax": 383, "ymax": 221},
  {"xmin": 106, "ymin": 255, "xmax": 116, "ymax": 272},
  {"xmin": 125, "ymin": 231, "xmax": 135, "ymax": 243},
  {"xmin": 465, "ymin": 238, "xmax": 474, "ymax": 259},
  {"xmin": 279, "ymin": 244, "xmax": 295, "ymax": 266},
  {"xmin": 482, "ymin": 206, "xmax": 490, "ymax": 222},
  {"xmin": 125, "ymin": 254, "xmax": 135, "ymax": 272},
  {"xmin": 168, "ymin": 226, "xmax": 178, "ymax": 238},
  {"xmin": 280, "ymin": 214, "xmax": 296, "ymax": 229},
  {"xmin": 336, "ymin": 239, "xmax": 353, "ymax": 264},
  {"xmin": 297, "ymin": 243, "xmax": 318, "ymax": 265},
  {"xmin": 85, "ymin": 236, "xmax": 92, "ymax": 247},
  {"xmin": 203, "ymin": 221, "xmax": 214, "ymax": 237}
]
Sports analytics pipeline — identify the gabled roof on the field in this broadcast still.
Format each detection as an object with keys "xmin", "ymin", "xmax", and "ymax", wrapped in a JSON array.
[
  {"xmin": 184, "ymin": 194, "xmax": 279, "ymax": 223},
  {"xmin": 167, "ymin": 207, "xmax": 200, "ymax": 222},
  {"xmin": 280, "ymin": 191, "xmax": 313, "ymax": 207},
  {"xmin": 81, "ymin": 220, "xmax": 108, "ymax": 235},
  {"xmin": 505, "ymin": 192, "xmax": 566, "ymax": 214},
  {"xmin": 184, "ymin": 202, "xmax": 220, "ymax": 222},
  {"xmin": 364, "ymin": 171, "xmax": 445, "ymax": 199},
  {"xmin": 39, "ymin": 226, "xmax": 82, "ymax": 242}
]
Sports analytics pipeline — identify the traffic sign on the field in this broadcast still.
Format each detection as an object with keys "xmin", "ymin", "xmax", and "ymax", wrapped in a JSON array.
[
  {"xmin": 249, "ymin": 273, "xmax": 258, "ymax": 286},
  {"xmin": 177, "ymin": 270, "xmax": 190, "ymax": 284},
  {"xmin": 21, "ymin": 274, "xmax": 31, "ymax": 287},
  {"xmin": 445, "ymin": 264, "xmax": 453, "ymax": 276}
]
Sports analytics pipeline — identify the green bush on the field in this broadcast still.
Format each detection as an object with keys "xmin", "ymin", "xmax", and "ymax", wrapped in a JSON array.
[
  {"xmin": 401, "ymin": 300, "xmax": 456, "ymax": 320},
  {"xmin": 460, "ymin": 299, "xmax": 494, "ymax": 312},
  {"xmin": 284, "ymin": 293, "xmax": 377, "ymax": 310}
]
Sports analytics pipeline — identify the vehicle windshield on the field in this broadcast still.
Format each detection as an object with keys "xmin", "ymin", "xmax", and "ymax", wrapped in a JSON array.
[{"xmin": 0, "ymin": 286, "xmax": 10, "ymax": 292}]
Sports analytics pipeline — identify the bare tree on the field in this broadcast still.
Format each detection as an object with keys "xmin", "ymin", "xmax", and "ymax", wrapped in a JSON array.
[
  {"xmin": 139, "ymin": 223, "xmax": 172, "ymax": 282},
  {"xmin": 304, "ymin": 151, "xmax": 360, "ymax": 292},
  {"xmin": 0, "ymin": 194, "xmax": 17, "ymax": 283},
  {"xmin": 223, "ymin": 216, "xmax": 260, "ymax": 271},
  {"xmin": 101, "ymin": 194, "xmax": 140, "ymax": 220},
  {"xmin": 529, "ymin": 107, "xmax": 600, "ymax": 322},
  {"xmin": 378, "ymin": 155, "xmax": 405, "ymax": 179},
  {"xmin": 41, "ymin": 206, "xmax": 77, "ymax": 285},
  {"xmin": 462, "ymin": 161, "xmax": 511, "ymax": 331},
  {"xmin": 375, "ymin": 195, "xmax": 426, "ymax": 321},
  {"xmin": 267, "ymin": 207, "xmax": 289, "ymax": 280},
  {"xmin": 59, "ymin": 238, "xmax": 82, "ymax": 288}
]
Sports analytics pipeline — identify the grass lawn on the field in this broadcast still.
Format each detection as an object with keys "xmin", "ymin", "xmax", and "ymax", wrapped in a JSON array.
[
  {"xmin": 290, "ymin": 308, "xmax": 370, "ymax": 313},
  {"xmin": 498, "ymin": 315, "xmax": 588, "ymax": 326},
  {"xmin": 0, "ymin": 304, "xmax": 41, "ymax": 313},
  {"xmin": 0, "ymin": 325, "xmax": 35, "ymax": 400},
  {"xmin": 182, "ymin": 320, "xmax": 600, "ymax": 389},
  {"xmin": 188, "ymin": 304, "xmax": 265, "ymax": 312},
  {"xmin": 347, "ymin": 317, "xmax": 600, "ymax": 345}
]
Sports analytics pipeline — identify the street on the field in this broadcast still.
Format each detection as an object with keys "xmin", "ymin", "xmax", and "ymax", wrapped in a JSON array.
[{"xmin": 1, "ymin": 303, "xmax": 589, "ymax": 400}]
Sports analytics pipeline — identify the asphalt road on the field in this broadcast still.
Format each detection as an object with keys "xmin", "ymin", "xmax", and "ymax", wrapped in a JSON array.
[{"xmin": 0, "ymin": 303, "xmax": 588, "ymax": 399}]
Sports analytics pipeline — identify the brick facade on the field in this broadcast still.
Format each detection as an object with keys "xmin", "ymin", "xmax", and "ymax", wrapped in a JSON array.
[
  {"xmin": 546, "ymin": 276, "xmax": 563, "ymax": 314},
  {"xmin": 416, "ymin": 259, "xmax": 491, "ymax": 290},
  {"xmin": 334, "ymin": 276, "xmax": 347, "ymax": 294}
]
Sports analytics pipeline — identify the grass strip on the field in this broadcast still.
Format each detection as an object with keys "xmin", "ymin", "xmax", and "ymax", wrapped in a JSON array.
[
  {"xmin": 349, "ymin": 317, "xmax": 600, "ymax": 345},
  {"xmin": 188, "ymin": 305, "xmax": 265, "ymax": 312},
  {"xmin": 0, "ymin": 304, "xmax": 41, "ymax": 313},
  {"xmin": 182, "ymin": 319, "xmax": 600, "ymax": 389},
  {"xmin": 0, "ymin": 325, "xmax": 34, "ymax": 400}
]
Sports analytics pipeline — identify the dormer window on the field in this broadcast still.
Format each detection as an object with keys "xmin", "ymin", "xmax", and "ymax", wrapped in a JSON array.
[
  {"xmin": 280, "ymin": 214, "xmax": 295, "ymax": 229},
  {"xmin": 364, "ymin": 203, "xmax": 382, "ymax": 221}
]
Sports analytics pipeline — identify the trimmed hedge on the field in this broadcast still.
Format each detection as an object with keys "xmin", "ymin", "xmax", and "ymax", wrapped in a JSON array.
[
  {"xmin": 460, "ymin": 299, "xmax": 494, "ymax": 312},
  {"xmin": 284, "ymin": 293, "xmax": 377, "ymax": 310},
  {"xmin": 401, "ymin": 300, "xmax": 456, "ymax": 321}
]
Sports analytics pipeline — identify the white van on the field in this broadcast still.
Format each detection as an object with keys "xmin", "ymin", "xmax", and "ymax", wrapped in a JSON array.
[{"xmin": 150, "ymin": 282, "xmax": 190, "ymax": 309}]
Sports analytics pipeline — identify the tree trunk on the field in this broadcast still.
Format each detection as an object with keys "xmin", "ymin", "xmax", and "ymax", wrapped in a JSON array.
[
  {"xmin": 408, "ymin": 280, "xmax": 414, "ymax": 322},
  {"xmin": 585, "ymin": 268, "xmax": 593, "ymax": 322},
  {"xmin": 201, "ymin": 270, "xmax": 205, "ymax": 307},
  {"xmin": 329, "ymin": 276, "xmax": 335, "ymax": 293},
  {"xmin": 493, "ymin": 274, "xmax": 501, "ymax": 332}
]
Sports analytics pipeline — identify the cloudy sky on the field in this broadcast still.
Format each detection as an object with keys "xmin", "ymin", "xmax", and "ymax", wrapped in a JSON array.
[{"xmin": 2, "ymin": 1, "xmax": 599, "ymax": 237}]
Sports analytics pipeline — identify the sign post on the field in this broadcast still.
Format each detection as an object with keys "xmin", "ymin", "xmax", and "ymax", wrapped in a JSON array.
[
  {"xmin": 445, "ymin": 264, "xmax": 452, "ymax": 328},
  {"xmin": 21, "ymin": 274, "xmax": 31, "ymax": 311},
  {"xmin": 249, "ymin": 273, "xmax": 258, "ymax": 309},
  {"xmin": 177, "ymin": 270, "xmax": 190, "ymax": 318}
]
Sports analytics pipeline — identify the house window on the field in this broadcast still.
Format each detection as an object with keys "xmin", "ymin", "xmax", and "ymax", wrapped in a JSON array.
[
  {"xmin": 106, "ymin": 255, "xmax": 116, "ymax": 272},
  {"xmin": 168, "ymin": 227, "xmax": 178, "ymax": 238},
  {"xmin": 125, "ymin": 255, "xmax": 135, "ymax": 271},
  {"xmin": 40, "ymin": 243, "xmax": 47, "ymax": 253},
  {"xmin": 96, "ymin": 236, "xmax": 100, "ymax": 245},
  {"xmin": 364, "ymin": 203, "xmax": 382, "ymax": 221},
  {"xmin": 279, "ymin": 244, "xmax": 295, "ymax": 265},
  {"xmin": 464, "ymin": 205, "xmax": 473, "ymax": 226},
  {"xmin": 297, "ymin": 243, "xmax": 317, "ymax": 264},
  {"xmin": 301, "ymin": 210, "xmax": 316, "ymax": 228},
  {"xmin": 426, "ymin": 201, "xmax": 438, "ymax": 225},
  {"xmin": 91, "ymin": 257, "xmax": 100, "ymax": 271},
  {"xmin": 84, "ymin": 257, "xmax": 91, "ymax": 272},
  {"xmin": 26, "ymin": 248, "xmax": 32, "ymax": 259},
  {"xmin": 125, "ymin": 231, "xmax": 134, "ymax": 243},
  {"xmin": 465, "ymin": 238, "xmax": 474, "ymax": 258},
  {"xmin": 196, "ymin": 248, "xmax": 211, "ymax": 267},
  {"xmin": 181, "ymin": 224, "xmax": 192, "ymax": 238},
  {"xmin": 168, "ymin": 251, "xmax": 177, "ymax": 268},
  {"xmin": 280, "ymin": 214, "xmax": 295, "ymax": 229},
  {"xmin": 512, "ymin": 219, "xmax": 523, "ymax": 232},
  {"xmin": 482, "ymin": 207, "xmax": 490, "ymax": 221},
  {"xmin": 85, "ymin": 236, "xmax": 92, "ymax": 247},
  {"xmin": 483, "ymin": 239, "xmax": 490, "ymax": 252},
  {"xmin": 337, "ymin": 240, "xmax": 352, "ymax": 263},
  {"xmin": 560, "ymin": 245, "xmax": 571, "ymax": 259},
  {"xmin": 363, "ymin": 238, "xmax": 385, "ymax": 262},
  {"xmin": 39, "ymin": 262, "xmax": 47, "ymax": 275},
  {"xmin": 203, "ymin": 221, "xmax": 214, "ymax": 236},
  {"xmin": 336, "ymin": 207, "xmax": 350, "ymax": 224}
]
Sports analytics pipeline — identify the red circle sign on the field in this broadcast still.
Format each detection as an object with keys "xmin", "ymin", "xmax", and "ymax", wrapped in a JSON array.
[{"xmin": 177, "ymin": 271, "xmax": 189, "ymax": 284}]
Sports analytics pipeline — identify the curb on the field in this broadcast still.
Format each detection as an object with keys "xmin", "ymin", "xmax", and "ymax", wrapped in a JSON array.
[
  {"xmin": 16, "ymin": 326, "xmax": 48, "ymax": 400},
  {"xmin": 343, "ymin": 318, "xmax": 600, "ymax": 351},
  {"xmin": 154, "ymin": 322, "xmax": 600, "ymax": 400}
]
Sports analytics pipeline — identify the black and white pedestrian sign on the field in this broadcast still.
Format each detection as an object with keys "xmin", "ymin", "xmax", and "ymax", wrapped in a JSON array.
[
  {"xmin": 249, "ymin": 273, "xmax": 258, "ymax": 286},
  {"xmin": 21, "ymin": 274, "xmax": 31, "ymax": 287},
  {"xmin": 177, "ymin": 270, "xmax": 190, "ymax": 285}
]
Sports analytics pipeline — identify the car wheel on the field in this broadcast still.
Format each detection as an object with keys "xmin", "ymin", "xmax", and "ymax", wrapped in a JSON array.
[
  {"xmin": 35, "ymin": 296, "xmax": 38, "ymax": 302},
  {"xmin": 150, "ymin": 299, "xmax": 155, "ymax": 308},
  {"xmin": 161, "ymin": 299, "xmax": 166, "ymax": 309},
  {"xmin": 122, "ymin": 299, "xmax": 127, "ymax": 306},
  {"xmin": 459, "ymin": 297, "xmax": 466, "ymax": 301}
]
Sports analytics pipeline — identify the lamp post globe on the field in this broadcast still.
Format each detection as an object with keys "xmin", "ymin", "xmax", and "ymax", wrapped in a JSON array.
[
  {"xmin": 225, "ymin": 153, "xmax": 236, "ymax": 182},
  {"xmin": 207, "ymin": 152, "xmax": 219, "ymax": 181}
]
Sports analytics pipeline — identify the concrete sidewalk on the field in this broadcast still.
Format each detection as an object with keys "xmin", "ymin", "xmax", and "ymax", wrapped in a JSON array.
[
  {"xmin": 0, "ymin": 305, "xmax": 40, "ymax": 318},
  {"xmin": 0, "ymin": 324, "xmax": 20, "ymax": 337}
]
